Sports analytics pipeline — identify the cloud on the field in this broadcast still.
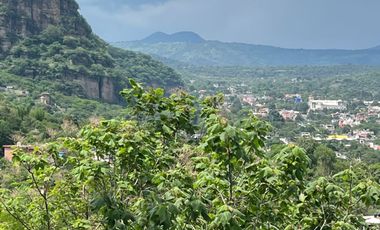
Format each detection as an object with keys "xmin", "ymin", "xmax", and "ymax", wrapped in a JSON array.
[{"xmin": 77, "ymin": 0, "xmax": 380, "ymax": 49}]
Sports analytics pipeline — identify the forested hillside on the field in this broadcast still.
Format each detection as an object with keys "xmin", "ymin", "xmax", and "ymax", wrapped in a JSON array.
[
  {"xmin": 0, "ymin": 0, "xmax": 183, "ymax": 103},
  {"xmin": 0, "ymin": 0, "xmax": 183, "ymax": 154},
  {"xmin": 113, "ymin": 32, "xmax": 380, "ymax": 67}
]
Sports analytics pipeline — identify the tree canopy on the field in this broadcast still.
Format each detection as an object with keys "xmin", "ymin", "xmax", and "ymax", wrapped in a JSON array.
[{"xmin": 0, "ymin": 80, "xmax": 379, "ymax": 229}]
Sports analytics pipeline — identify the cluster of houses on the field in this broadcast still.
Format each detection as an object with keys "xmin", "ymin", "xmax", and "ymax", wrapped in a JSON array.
[{"xmin": 196, "ymin": 84, "xmax": 380, "ymax": 152}]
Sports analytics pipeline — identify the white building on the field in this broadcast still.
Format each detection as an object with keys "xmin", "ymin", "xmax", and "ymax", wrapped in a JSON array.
[{"xmin": 308, "ymin": 98, "xmax": 346, "ymax": 111}]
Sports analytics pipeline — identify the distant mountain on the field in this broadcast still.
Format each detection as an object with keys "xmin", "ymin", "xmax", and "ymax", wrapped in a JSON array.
[
  {"xmin": 140, "ymin": 31, "xmax": 205, "ymax": 43},
  {"xmin": 112, "ymin": 32, "xmax": 380, "ymax": 67},
  {"xmin": 371, "ymin": 45, "xmax": 380, "ymax": 50}
]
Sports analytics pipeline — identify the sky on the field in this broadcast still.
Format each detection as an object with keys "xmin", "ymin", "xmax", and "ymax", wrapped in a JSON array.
[{"xmin": 76, "ymin": 0, "xmax": 380, "ymax": 49}]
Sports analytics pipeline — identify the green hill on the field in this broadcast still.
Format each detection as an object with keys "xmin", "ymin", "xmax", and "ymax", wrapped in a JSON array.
[
  {"xmin": 0, "ymin": 0, "xmax": 183, "ymax": 104},
  {"xmin": 113, "ymin": 32, "xmax": 380, "ymax": 67}
]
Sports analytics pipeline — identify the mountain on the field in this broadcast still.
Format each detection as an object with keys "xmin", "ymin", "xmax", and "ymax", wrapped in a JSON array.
[
  {"xmin": 0, "ymin": 0, "xmax": 183, "ymax": 103},
  {"xmin": 140, "ymin": 31, "xmax": 205, "ymax": 43},
  {"xmin": 113, "ymin": 32, "xmax": 380, "ymax": 67}
]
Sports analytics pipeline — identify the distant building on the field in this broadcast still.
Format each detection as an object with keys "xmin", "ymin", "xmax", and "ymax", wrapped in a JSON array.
[
  {"xmin": 368, "ymin": 143, "xmax": 380, "ymax": 151},
  {"xmin": 284, "ymin": 94, "xmax": 298, "ymax": 100},
  {"xmin": 241, "ymin": 96, "xmax": 255, "ymax": 106},
  {"xmin": 335, "ymin": 152, "xmax": 348, "ymax": 160},
  {"xmin": 294, "ymin": 95, "xmax": 303, "ymax": 103},
  {"xmin": 353, "ymin": 130, "xmax": 374, "ymax": 140},
  {"xmin": 308, "ymin": 97, "xmax": 346, "ymax": 111},
  {"xmin": 3, "ymin": 144, "xmax": 34, "ymax": 161},
  {"xmin": 280, "ymin": 110, "xmax": 299, "ymax": 121},
  {"xmin": 327, "ymin": 135, "xmax": 351, "ymax": 141},
  {"xmin": 368, "ymin": 106, "xmax": 380, "ymax": 115},
  {"xmin": 39, "ymin": 92, "xmax": 52, "ymax": 105},
  {"xmin": 300, "ymin": 132, "xmax": 311, "ymax": 138},
  {"xmin": 252, "ymin": 107, "xmax": 269, "ymax": 118},
  {"xmin": 322, "ymin": 124, "xmax": 335, "ymax": 132},
  {"xmin": 364, "ymin": 215, "xmax": 380, "ymax": 225},
  {"xmin": 284, "ymin": 94, "xmax": 302, "ymax": 103},
  {"xmin": 355, "ymin": 113, "xmax": 368, "ymax": 123},
  {"xmin": 17, "ymin": 90, "xmax": 29, "ymax": 97},
  {"xmin": 363, "ymin": 101, "xmax": 374, "ymax": 106}
]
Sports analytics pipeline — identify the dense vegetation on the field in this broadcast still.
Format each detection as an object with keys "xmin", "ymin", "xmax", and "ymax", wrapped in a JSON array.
[
  {"xmin": 0, "ymin": 0, "xmax": 184, "ymax": 153},
  {"xmin": 0, "ymin": 80, "xmax": 380, "ymax": 229},
  {"xmin": 0, "ymin": 70, "xmax": 129, "ymax": 154},
  {"xmin": 2, "ymin": 25, "xmax": 182, "ymax": 99}
]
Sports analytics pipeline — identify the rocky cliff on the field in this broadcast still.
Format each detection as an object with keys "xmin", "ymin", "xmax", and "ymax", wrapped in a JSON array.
[{"xmin": 0, "ymin": 0, "xmax": 91, "ymax": 52}]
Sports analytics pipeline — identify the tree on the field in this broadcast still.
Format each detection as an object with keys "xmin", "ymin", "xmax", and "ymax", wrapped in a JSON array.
[
  {"xmin": 230, "ymin": 97, "xmax": 242, "ymax": 114},
  {"xmin": 314, "ymin": 145, "xmax": 336, "ymax": 177},
  {"xmin": 268, "ymin": 109, "xmax": 284, "ymax": 123},
  {"xmin": 296, "ymin": 137, "xmax": 319, "ymax": 167}
]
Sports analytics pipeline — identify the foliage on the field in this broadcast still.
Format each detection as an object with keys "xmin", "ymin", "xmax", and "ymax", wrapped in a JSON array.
[
  {"xmin": 0, "ymin": 72, "xmax": 131, "ymax": 153},
  {"xmin": 0, "ymin": 81, "xmax": 379, "ymax": 229}
]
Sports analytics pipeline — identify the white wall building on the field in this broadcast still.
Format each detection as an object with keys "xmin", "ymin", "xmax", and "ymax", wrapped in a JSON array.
[{"xmin": 308, "ymin": 98, "xmax": 346, "ymax": 111}]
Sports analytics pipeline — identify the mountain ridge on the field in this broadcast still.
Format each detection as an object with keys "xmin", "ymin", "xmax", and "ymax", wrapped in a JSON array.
[
  {"xmin": 113, "ymin": 32, "xmax": 380, "ymax": 67},
  {"xmin": 138, "ymin": 31, "xmax": 205, "ymax": 43}
]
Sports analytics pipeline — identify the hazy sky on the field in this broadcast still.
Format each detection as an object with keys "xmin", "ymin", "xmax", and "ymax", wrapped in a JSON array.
[{"xmin": 76, "ymin": 0, "xmax": 380, "ymax": 49}]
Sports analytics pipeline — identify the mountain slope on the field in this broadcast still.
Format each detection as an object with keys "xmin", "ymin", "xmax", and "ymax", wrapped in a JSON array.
[
  {"xmin": 113, "ymin": 32, "xmax": 380, "ymax": 67},
  {"xmin": 0, "ymin": 0, "xmax": 183, "ymax": 103}
]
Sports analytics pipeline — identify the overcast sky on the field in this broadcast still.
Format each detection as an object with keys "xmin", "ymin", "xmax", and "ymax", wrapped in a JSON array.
[{"xmin": 76, "ymin": 0, "xmax": 380, "ymax": 49}]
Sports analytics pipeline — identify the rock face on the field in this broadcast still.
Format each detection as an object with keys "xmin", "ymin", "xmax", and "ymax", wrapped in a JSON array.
[
  {"xmin": 74, "ymin": 76, "xmax": 121, "ymax": 104},
  {"xmin": 0, "ymin": 0, "xmax": 91, "ymax": 52}
]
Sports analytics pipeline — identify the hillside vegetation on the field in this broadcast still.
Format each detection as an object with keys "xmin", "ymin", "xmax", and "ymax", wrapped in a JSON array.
[
  {"xmin": 0, "ymin": 0, "xmax": 183, "ymax": 153},
  {"xmin": 0, "ymin": 0, "xmax": 183, "ymax": 103},
  {"xmin": 113, "ymin": 32, "xmax": 380, "ymax": 67}
]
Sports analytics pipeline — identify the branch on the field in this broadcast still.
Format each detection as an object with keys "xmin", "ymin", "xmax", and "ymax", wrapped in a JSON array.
[
  {"xmin": 0, "ymin": 199, "xmax": 32, "ymax": 230},
  {"xmin": 25, "ymin": 165, "xmax": 52, "ymax": 230}
]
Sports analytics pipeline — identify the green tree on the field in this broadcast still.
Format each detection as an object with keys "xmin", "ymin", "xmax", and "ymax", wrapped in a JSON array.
[{"xmin": 314, "ymin": 145, "xmax": 337, "ymax": 177}]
